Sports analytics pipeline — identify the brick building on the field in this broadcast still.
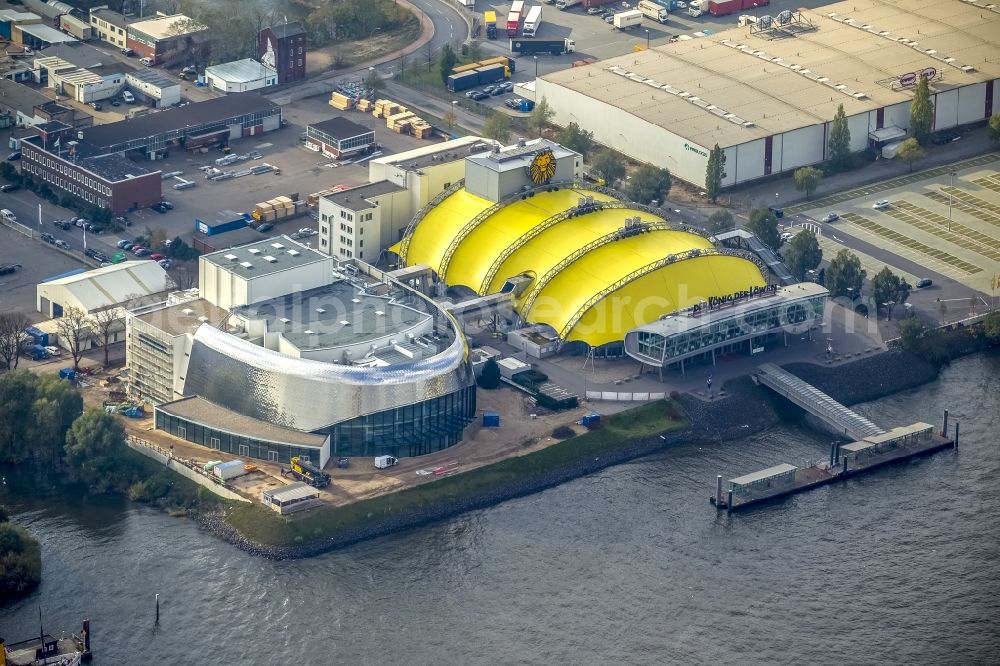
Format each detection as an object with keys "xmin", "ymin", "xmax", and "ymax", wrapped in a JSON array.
[
  {"xmin": 258, "ymin": 22, "xmax": 305, "ymax": 85},
  {"xmin": 127, "ymin": 14, "xmax": 208, "ymax": 66}
]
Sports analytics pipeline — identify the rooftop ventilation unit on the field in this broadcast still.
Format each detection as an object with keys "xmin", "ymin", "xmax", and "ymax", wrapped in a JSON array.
[
  {"xmin": 288, "ymin": 249, "xmax": 300, "ymax": 256},
  {"xmin": 304, "ymin": 329, "xmax": 315, "ymax": 335},
  {"xmin": 181, "ymin": 308, "xmax": 193, "ymax": 315},
  {"xmin": 248, "ymin": 248, "xmax": 261, "ymax": 255},
  {"xmin": 271, "ymin": 242, "xmax": 284, "ymax": 249},
  {"xmin": 240, "ymin": 261, "xmax": 253, "ymax": 268},
  {"xmin": 223, "ymin": 253, "xmax": 238, "ymax": 261},
  {"xmin": 315, "ymin": 308, "xmax": 325, "ymax": 314},
  {"xmin": 375, "ymin": 310, "xmax": 385, "ymax": 316},
  {"xmin": 351, "ymin": 298, "xmax": 361, "ymax": 303},
  {"xmin": 197, "ymin": 316, "xmax": 208, "ymax": 323},
  {"xmin": 280, "ymin": 317, "xmax": 291, "ymax": 324},
  {"xmin": 339, "ymin": 320, "xmax": 351, "ymax": 326},
  {"xmin": 263, "ymin": 255, "xmax": 277, "ymax": 263}
]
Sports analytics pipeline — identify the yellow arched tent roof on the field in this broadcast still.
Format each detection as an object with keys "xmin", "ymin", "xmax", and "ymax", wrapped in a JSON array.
[{"xmin": 396, "ymin": 186, "xmax": 766, "ymax": 346}]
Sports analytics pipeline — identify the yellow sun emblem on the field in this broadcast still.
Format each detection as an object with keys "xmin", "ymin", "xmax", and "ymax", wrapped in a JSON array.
[{"xmin": 528, "ymin": 149, "xmax": 557, "ymax": 185}]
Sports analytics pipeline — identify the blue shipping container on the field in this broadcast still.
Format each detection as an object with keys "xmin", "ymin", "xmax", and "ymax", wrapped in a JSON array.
[
  {"xmin": 195, "ymin": 217, "xmax": 247, "ymax": 235},
  {"xmin": 483, "ymin": 412, "xmax": 501, "ymax": 427},
  {"xmin": 475, "ymin": 64, "xmax": 505, "ymax": 84},
  {"xmin": 447, "ymin": 71, "xmax": 479, "ymax": 92},
  {"xmin": 519, "ymin": 99, "xmax": 535, "ymax": 113}
]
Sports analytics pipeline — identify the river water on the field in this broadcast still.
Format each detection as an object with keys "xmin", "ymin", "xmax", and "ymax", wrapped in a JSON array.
[{"xmin": 2, "ymin": 352, "xmax": 998, "ymax": 665}]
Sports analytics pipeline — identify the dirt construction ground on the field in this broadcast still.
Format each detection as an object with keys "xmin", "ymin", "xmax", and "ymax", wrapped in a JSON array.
[{"xmin": 77, "ymin": 372, "xmax": 590, "ymax": 510}]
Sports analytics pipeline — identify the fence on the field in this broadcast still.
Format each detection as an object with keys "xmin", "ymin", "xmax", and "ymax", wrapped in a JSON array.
[
  {"xmin": 0, "ymin": 216, "xmax": 35, "ymax": 238},
  {"xmin": 126, "ymin": 434, "xmax": 251, "ymax": 503},
  {"xmin": 586, "ymin": 391, "xmax": 666, "ymax": 402}
]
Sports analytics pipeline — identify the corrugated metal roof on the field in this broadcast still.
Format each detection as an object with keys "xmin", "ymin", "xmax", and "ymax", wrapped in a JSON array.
[
  {"xmin": 264, "ymin": 482, "xmax": 319, "ymax": 503},
  {"xmin": 730, "ymin": 463, "xmax": 798, "ymax": 487},
  {"xmin": 42, "ymin": 260, "xmax": 169, "ymax": 311}
]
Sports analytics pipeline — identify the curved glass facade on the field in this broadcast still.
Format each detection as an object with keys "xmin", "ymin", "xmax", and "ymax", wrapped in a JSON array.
[{"xmin": 323, "ymin": 386, "xmax": 476, "ymax": 458}]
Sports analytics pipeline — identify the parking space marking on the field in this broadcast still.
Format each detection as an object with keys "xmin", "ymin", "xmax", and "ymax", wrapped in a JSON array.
[
  {"xmin": 786, "ymin": 153, "xmax": 1000, "ymax": 215},
  {"xmin": 889, "ymin": 202, "xmax": 1000, "ymax": 260},
  {"xmin": 839, "ymin": 212, "xmax": 983, "ymax": 274},
  {"xmin": 922, "ymin": 191, "xmax": 1000, "ymax": 234},
  {"xmin": 937, "ymin": 185, "xmax": 1000, "ymax": 223},
  {"xmin": 814, "ymin": 234, "xmax": 919, "ymax": 285}
]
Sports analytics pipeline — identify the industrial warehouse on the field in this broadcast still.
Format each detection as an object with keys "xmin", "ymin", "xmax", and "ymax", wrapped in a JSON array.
[
  {"xmin": 126, "ymin": 236, "xmax": 476, "ymax": 465},
  {"xmin": 536, "ymin": 0, "xmax": 999, "ymax": 188}
]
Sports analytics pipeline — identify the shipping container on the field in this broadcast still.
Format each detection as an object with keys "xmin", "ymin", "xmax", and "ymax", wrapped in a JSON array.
[
  {"xmin": 523, "ymin": 5, "xmax": 542, "ymax": 37},
  {"xmin": 447, "ymin": 71, "xmax": 480, "ymax": 92},
  {"xmin": 509, "ymin": 38, "xmax": 575, "ymax": 55},
  {"xmin": 25, "ymin": 326, "xmax": 49, "ymax": 347},
  {"xmin": 483, "ymin": 412, "xmax": 501, "ymax": 427},
  {"xmin": 581, "ymin": 0, "xmax": 617, "ymax": 7},
  {"xmin": 195, "ymin": 217, "xmax": 248, "ymax": 236},
  {"xmin": 214, "ymin": 460, "xmax": 248, "ymax": 481}
]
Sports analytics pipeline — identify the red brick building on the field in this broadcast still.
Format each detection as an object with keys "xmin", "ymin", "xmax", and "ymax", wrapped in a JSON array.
[{"xmin": 258, "ymin": 22, "xmax": 306, "ymax": 85}]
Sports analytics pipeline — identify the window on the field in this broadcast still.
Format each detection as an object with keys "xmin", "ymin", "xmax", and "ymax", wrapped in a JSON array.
[
  {"xmin": 321, "ymin": 238, "xmax": 327, "ymax": 247},
  {"xmin": 268, "ymin": 450, "xmax": 279, "ymax": 462},
  {"xmin": 239, "ymin": 444, "xmax": 250, "ymax": 457},
  {"xmin": 210, "ymin": 436, "xmax": 221, "ymax": 449},
  {"xmin": 298, "ymin": 46, "xmax": 303, "ymax": 55}
]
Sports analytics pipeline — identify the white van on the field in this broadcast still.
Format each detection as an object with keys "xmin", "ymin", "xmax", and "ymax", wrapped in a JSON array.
[
  {"xmin": 1, "ymin": 209, "xmax": 16, "ymax": 222},
  {"xmin": 374, "ymin": 456, "xmax": 398, "ymax": 470},
  {"xmin": 122, "ymin": 90, "xmax": 135, "ymax": 104},
  {"xmin": 139, "ymin": 57, "xmax": 154, "ymax": 66}
]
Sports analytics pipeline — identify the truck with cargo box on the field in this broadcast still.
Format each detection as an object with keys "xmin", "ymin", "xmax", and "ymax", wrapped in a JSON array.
[
  {"xmin": 484, "ymin": 10, "xmax": 497, "ymax": 38},
  {"xmin": 523, "ymin": 5, "xmax": 542, "ymax": 37},
  {"xmin": 556, "ymin": 0, "xmax": 581, "ymax": 8},
  {"xmin": 708, "ymin": 0, "xmax": 766, "ymax": 16},
  {"xmin": 613, "ymin": 9, "xmax": 643, "ymax": 29},
  {"xmin": 509, "ymin": 38, "xmax": 576, "ymax": 55},
  {"xmin": 506, "ymin": 10, "xmax": 521, "ymax": 36},
  {"xmin": 637, "ymin": 0, "xmax": 669, "ymax": 22},
  {"xmin": 214, "ymin": 460, "xmax": 248, "ymax": 481},
  {"xmin": 475, "ymin": 64, "xmax": 506, "ymax": 84}
]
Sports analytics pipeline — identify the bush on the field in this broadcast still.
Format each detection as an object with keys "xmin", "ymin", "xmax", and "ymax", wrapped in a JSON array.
[
  {"xmin": 552, "ymin": 425, "xmax": 575, "ymax": 440},
  {"xmin": 669, "ymin": 390, "xmax": 681, "ymax": 400},
  {"xmin": 477, "ymin": 358, "xmax": 501, "ymax": 389},
  {"xmin": 0, "ymin": 522, "xmax": 41, "ymax": 600}
]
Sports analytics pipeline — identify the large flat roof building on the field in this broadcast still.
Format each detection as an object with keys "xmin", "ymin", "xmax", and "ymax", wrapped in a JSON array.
[{"xmin": 537, "ymin": 0, "xmax": 1000, "ymax": 188}]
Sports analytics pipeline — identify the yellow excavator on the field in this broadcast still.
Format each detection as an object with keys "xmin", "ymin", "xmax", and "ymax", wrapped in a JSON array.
[{"xmin": 289, "ymin": 456, "xmax": 331, "ymax": 488}]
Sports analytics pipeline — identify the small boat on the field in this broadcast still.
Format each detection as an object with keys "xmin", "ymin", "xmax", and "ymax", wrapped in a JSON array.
[{"xmin": 1, "ymin": 618, "xmax": 92, "ymax": 666}]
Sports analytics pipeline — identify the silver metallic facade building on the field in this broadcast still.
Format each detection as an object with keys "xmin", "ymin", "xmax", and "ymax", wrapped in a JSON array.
[{"xmin": 130, "ymin": 236, "xmax": 476, "ymax": 464}]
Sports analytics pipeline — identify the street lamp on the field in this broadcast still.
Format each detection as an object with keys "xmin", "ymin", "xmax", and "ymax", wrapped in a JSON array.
[
  {"xmin": 533, "ymin": 55, "xmax": 538, "ymax": 79},
  {"xmin": 645, "ymin": 29, "xmax": 650, "ymax": 49},
  {"xmin": 948, "ymin": 171, "xmax": 956, "ymax": 232}
]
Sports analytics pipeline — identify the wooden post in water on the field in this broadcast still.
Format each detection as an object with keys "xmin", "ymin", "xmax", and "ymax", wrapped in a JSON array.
[
  {"xmin": 82, "ymin": 618, "xmax": 90, "ymax": 653},
  {"xmin": 726, "ymin": 489, "xmax": 733, "ymax": 513},
  {"xmin": 716, "ymin": 475, "xmax": 723, "ymax": 505},
  {"xmin": 954, "ymin": 422, "xmax": 959, "ymax": 449},
  {"xmin": 830, "ymin": 442, "xmax": 837, "ymax": 467},
  {"xmin": 842, "ymin": 456, "xmax": 848, "ymax": 475},
  {"xmin": 155, "ymin": 593, "xmax": 160, "ymax": 625},
  {"xmin": 942, "ymin": 409, "xmax": 949, "ymax": 437}
]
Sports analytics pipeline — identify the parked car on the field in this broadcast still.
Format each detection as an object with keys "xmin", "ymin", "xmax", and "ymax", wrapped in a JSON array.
[
  {"xmin": 298, "ymin": 227, "xmax": 314, "ymax": 235},
  {"xmin": 931, "ymin": 129, "xmax": 960, "ymax": 145},
  {"xmin": 0, "ymin": 183, "xmax": 20, "ymax": 192},
  {"xmin": 501, "ymin": 81, "xmax": 513, "ymax": 92},
  {"xmin": 821, "ymin": 212, "xmax": 839, "ymax": 223},
  {"xmin": 54, "ymin": 239, "xmax": 70, "ymax": 249},
  {"xmin": 464, "ymin": 90, "xmax": 478, "ymax": 98},
  {"xmin": 916, "ymin": 278, "xmax": 933, "ymax": 288},
  {"xmin": 117, "ymin": 239, "xmax": 133, "ymax": 249},
  {"xmin": 588, "ymin": 6, "xmax": 602, "ymax": 14},
  {"xmin": 490, "ymin": 86, "xmax": 505, "ymax": 96},
  {"xmin": 157, "ymin": 259, "xmax": 172, "ymax": 269},
  {"xmin": 40, "ymin": 232, "xmax": 55, "ymax": 244},
  {"xmin": 6, "ymin": 151, "xmax": 20, "ymax": 161},
  {"xmin": 482, "ymin": 85, "xmax": 496, "ymax": 95},
  {"xmin": 256, "ymin": 223, "xmax": 274, "ymax": 233},
  {"xmin": 149, "ymin": 253, "xmax": 165, "ymax": 261},
  {"xmin": 780, "ymin": 232, "xmax": 794, "ymax": 242},
  {"xmin": 150, "ymin": 202, "xmax": 168, "ymax": 213},
  {"xmin": 120, "ymin": 48, "xmax": 134, "ymax": 56},
  {"xmin": 134, "ymin": 248, "xmax": 151, "ymax": 257},
  {"xmin": 768, "ymin": 206, "xmax": 784, "ymax": 219},
  {"xmin": 604, "ymin": 15, "xmax": 614, "ymax": 23},
  {"xmin": 122, "ymin": 91, "xmax": 135, "ymax": 104},
  {"xmin": 470, "ymin": 91, "xmax": 489, "ymax": 101},
  {"xmin": 110, "ymin": 98, "xmax": 120, "ymax": 107},
  {"xmin": 53, "ymin": 220, "xmax": 71, "ymax": 230},
  {"xmin": 160, "ymin": 201, "xmax": 174, "ymax": 210},
  {"xmin": 505, "ymin": 97, "xmax": 523, "ymax": 109},
  {"xmin": 872, "ymin": 199, "xmax": 891, "ymax": 210},
  {"xmin": 89, "ymin": 102, "xmax": 102, "ymax": 111}
]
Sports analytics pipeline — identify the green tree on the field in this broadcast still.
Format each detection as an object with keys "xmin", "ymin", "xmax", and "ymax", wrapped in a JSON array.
[
  {"xmin": 0, "ymin": 522, "xmax": 41, "ymax": 601},
  {"xmin": 870, "ymin": 266, "xmax": 905, "ymax": 318},
  {"xmin": 483, "ymin": 111, "xmax": 512, "ymax": 143},
  {"xmin": 897, "ymin": 317, "xmax": 926, "ymax": 351},
  {"xmin": 783, "ymin": 230, "xmax": 822, "ymax": 280},
  {"xmin": 64, "ymin": 409, "xmax": 132, "ymax": 493},
  {"xmin": 705, "ymin": 144, "xmax": 726, "ymax": 202},
  {"xmin": 990, "ymin": 114, "xmax": 1000, "ymax": 144},
  {"xmin": 54, "ymin": 306, "xmax": 92, "ymax": 372},
  {"xmin": 625, "ymin": 165, "xmax": 671, "ymax": 205},
  {"xmin": 707, "ymin": 210, "xmax": 735, "ymax": 235},
  {"xmin": 0, "ymin": 311, "xmax": 31, "ymax": 371},
  {"xmin": 981, "ymin": 311, "xmax": 1000, "ymax": 342},
  {"xmin": 793, "ymin": 166, "xmax": 823, "ymax": 199},
  {"xmin": 746, "ymin": 207, "xmax": 781, "ymax": 251},
  {"xmin": 477, "ymin": 358, "xmax": 501, "ymax": 389},
  {"xmin": 824, "ymin": 248, "xmax": 866, "ymax": 299},
  {"xmin": 828, "ymin": 104, "xmax": 852, "ymax": 171},
  {"xmin": 556, "ymin": 122, "xmax": 594, "ymax": 157},
  {"xmin": 439, "ymin": 44, "xmax": 457, "ymax": 85},
  {"xmin": 910, "ymin": 75, "xmax": 933, "ymax": 146},
  {"xmin": 29, "ymin": 375, "xmax": 84, "ymax": 465},
  {"xmin": 529, "ymin": 96, "xmax": 554, "ymax": 137},
  {"xmin": 0, "ymin": 371, "xmax": 40, "ymax": 463},
  {"xmin": 897, "ymin": 137, "xmax": 925, "ymax": 172},
  {"xmin": 591, "ymin": 150, "xmax": 626, "ymax": 188}
]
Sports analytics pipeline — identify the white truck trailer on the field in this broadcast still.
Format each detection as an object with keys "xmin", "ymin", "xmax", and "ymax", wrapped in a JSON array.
[
  {"xmin": 555, "ymin": 0, "xmax": 581, "ymax": 9},
  {"xmin": 613, "ymin": 9, "xmax": 643, "ymax": 29},
  {"xmin": 523, "ymin": 5, "xmax": 543, "ymax": 37},
  {"xmin": 637, "ymin": 0, "xmax": 669, "ymax": 23}
]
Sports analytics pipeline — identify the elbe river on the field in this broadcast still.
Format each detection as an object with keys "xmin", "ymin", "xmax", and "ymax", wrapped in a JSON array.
[{"xmin": 2, "ymin": 352, "xmax": 998, "ymax": 665}]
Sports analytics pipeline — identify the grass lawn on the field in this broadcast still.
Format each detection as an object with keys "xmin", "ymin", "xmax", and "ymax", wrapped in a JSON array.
[
  {"xmin": 226, "ymin": 400, "xmax": 688, "ymax": 547},
  {"xmin": 307, "ymin": 17, "xmax": 421, "ymax": 76}
]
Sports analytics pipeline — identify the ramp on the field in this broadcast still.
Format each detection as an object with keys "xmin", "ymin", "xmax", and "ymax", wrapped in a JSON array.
[{"xmin": 756, "ymin": 363, "xmax": 884, "ymax": 440}]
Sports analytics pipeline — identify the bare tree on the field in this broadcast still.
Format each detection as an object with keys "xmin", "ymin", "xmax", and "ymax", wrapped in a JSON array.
[
  {"xmin": 54, "ymin": 307, "xmax": 93, "ymax": 372},
  {"xmin": 0, "ymin": 311, "xmax": 31, "ymax": 371},
  {"xmin": 90, "ymin": 308, "xmax": 124, "ymax": 367},
  {"xmin": 166, "ymin": 261, "xmax": 198, "ymax": 291}
]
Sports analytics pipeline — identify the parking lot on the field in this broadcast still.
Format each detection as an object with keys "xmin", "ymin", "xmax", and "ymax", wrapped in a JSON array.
[
  {"xmin": 0, "ymin": 224, "xmax": 86, "ymax": 318},
  {"xmin": 793, "ymin": 155, "xmax": 1000, "ymax": 299}
]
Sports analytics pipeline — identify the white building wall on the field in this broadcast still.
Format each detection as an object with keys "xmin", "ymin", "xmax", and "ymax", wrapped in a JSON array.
[
  {"xmin": 845, "ymin": 113, "xmax": 870, "ymax": 152},
  {"xmin": 77, "ymin": 76, "xmax": 123, "ymax": 102},
  {"xmin": 883, "ymin": 101, "xmax": 911, "ymax": 133},
  {"xmin": 775, "ymin": 124, "xmax": 825, "ymax": 173},
  {"xmin": 934, "ymin": 90, "xmax": 958, "ymax": 131},
  {"xmin": 728, "ymin": 139, "xmax": 765, "ymax": 186},
  {"xmin": 243, "ymin": 261, "xmax": 333, "ymax": 307},
  {"xmin": 955, "ymin": 83, "xmax": 987, "ymax": 126},
  {"xmin": 125, "ymin": 72, "xmax": 181, "ymax": 106}
]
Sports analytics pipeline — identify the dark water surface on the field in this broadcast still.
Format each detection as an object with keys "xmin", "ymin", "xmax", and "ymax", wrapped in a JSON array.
[{"xmin": 2, "ymin": 352, "xmax": 998, "ymax": 665}]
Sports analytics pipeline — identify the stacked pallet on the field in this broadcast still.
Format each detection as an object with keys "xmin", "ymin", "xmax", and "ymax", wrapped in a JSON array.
[
  {"xmin": 307, "ymin": 184, "xmax": 350, "ymax": 208},
  {"xmin": 372, "ymin": 99, "xmax": 404, "ymax": 119},
  {"xmin": 254, "ymin": 195, "xmax": 296, "ymax": 221},
  {"xmin": 329, "ymin": 92, "xmax": 352, "ymax": 110},
  {"xmin": 253, "ymin": 201, "xmax": 276, "ymax": 222},
  {"xmin": 356, "ymin": 98, "xmax": 372, "ymax": 113},
  {"xmin": 386, "ymin": 110, "xmax": 416, "ymax": 133},
  {"xmin": 411, "ymin": 120, "xmax": 434, "ymax": 139}
]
